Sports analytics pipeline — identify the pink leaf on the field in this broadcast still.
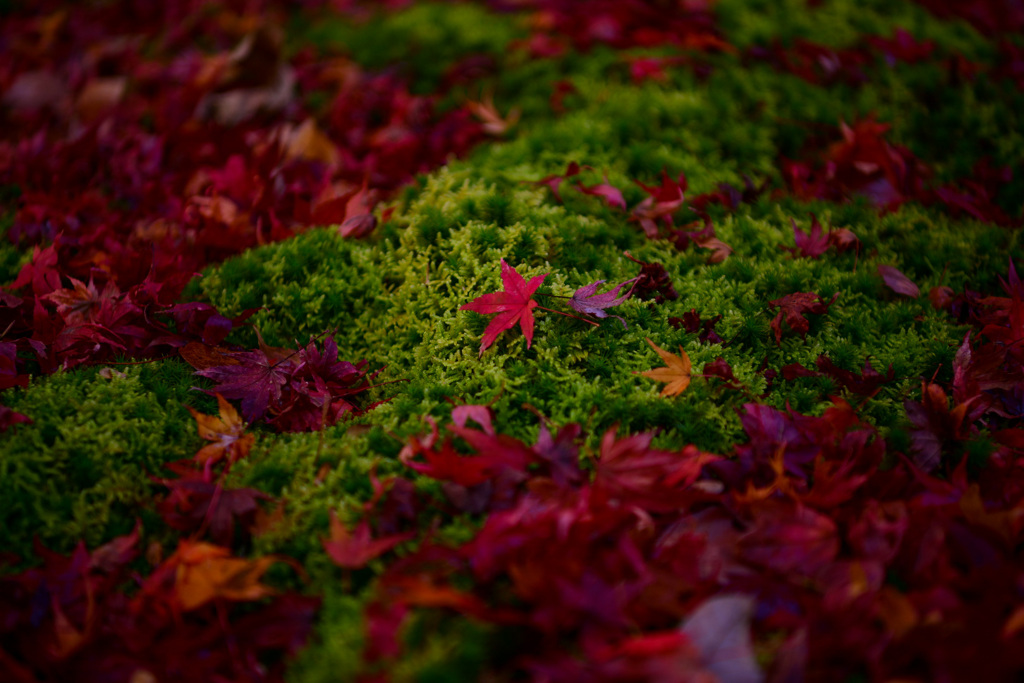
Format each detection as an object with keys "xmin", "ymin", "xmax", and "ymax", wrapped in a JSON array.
[{"xmin": 878, "ymin": 264, "xmax": 920, "ymax": 298}]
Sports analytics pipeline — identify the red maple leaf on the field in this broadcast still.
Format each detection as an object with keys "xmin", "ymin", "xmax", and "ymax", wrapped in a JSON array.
[
  {"xmin": 529, "ymin": 161, "xmax": 588, "ymax": 203},
  {"xmin": 782, "ymin": 215, "xmax": 829, "ymax": 258},
  {"xmin": 156, "ymin": 471, "xmax": 270, "ymax": 546},
  {"xmin": 321, "ymin": 511, "xmax": 414, "ymax": 570},
  {"xmin": 768, "ymin": 291, "xmax": 840, "ymax": 343},
  {"xmin": 460, "ymin": 259, "xmax": 548, "ymax": 355},
  {"xmin": 400, "ymin": 435, "xmax": 498, "ymax": 486},
  {"xmin": 576, "ymin": 175, "xmax": 627, "ymax": 210}
]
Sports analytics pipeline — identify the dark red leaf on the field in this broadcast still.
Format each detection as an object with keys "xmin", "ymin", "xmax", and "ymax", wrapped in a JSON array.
[
  {"xmin": 768, "ymin": 291, "xmax": 840, "ymax": 343},
  {"xmin": 623, "ymin": 251, "xmax": 679, "ymax": 303},
  {"xmin": 322, "ymin": 511, "xmax": 414, "ymax": 569},
  {"xmin": 816, "ymin": 355, "xmax": 895, "ymax": 397}
]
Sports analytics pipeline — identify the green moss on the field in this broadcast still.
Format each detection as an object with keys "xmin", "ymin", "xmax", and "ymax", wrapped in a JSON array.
[
  {"xmin": 287, "ymin": 2, "xmax": 524, "ymax": 94},
  {"xmin": 3, "ymin": 0, "xmax": 1022, "ymax": 678},
  {"xmin": 0, "ymin": 206, "xmax": 31, "ymax": 286},
  {"xmin": 0, "ymin": 360, "xmax": 211, "ymax": 560},
  {"xmin": 716, "ymin": 0, "xmax": 992, "ymax": 58}
]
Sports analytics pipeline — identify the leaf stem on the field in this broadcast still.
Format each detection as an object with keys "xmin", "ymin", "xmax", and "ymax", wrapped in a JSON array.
[{"xmin": 536, "ymin": 305, "xmax": 600, "ymax": 327}]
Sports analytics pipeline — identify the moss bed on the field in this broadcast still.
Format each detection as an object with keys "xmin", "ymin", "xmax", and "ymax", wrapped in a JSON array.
[{"xmin": 1, "ymin": 1, "xmax": 1023, "ymax": 681}]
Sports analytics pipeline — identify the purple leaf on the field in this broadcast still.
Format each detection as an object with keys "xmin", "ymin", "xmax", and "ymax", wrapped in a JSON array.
[
  {"xmin": 569, "ymin": 277, "xmax": 639, "ymax": 327},
  {"xmin": 576, "ymin": 176, "xmax": 627, "ymax": 210},
  {"xmin": 680, "ymin": 594, "xmax": 763, "ymax": 683},
  {"xmin": 196, "ymin": 348, "xmax": 290, "ymax": 423},
  {"xmin": 878, "ymin": 264, "xmax": 920, "ymax": 298},
  {"xmin": 785, "ymin": 215, "xmax": 829, "ymax": 258}
]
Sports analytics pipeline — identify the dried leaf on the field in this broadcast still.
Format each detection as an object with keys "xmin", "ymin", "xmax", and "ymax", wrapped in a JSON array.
[{"xmin": 640, "ymin": 338, "xmax": 692, "ymax": 396}]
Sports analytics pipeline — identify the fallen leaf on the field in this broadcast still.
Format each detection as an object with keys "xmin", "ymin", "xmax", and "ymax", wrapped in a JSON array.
[
  {"xmin": 640, "ymin": 338, "xmax": 692, "ymax": 396},
  {"xmin": 680, "ymin": 594, "xmax": 763, "ymax": 683},
  {"xmin": 322, "ymin": 511, "xmax": 414, "ymax": 569},
  {"xmin": 172, "ymin": 542, "xmax": 280, "ymax": 611},
  {"xmin": 186, "ymin": 393, "xmax": 255, "ymax": 467},
  {"xmin": 576, "ymin": 176, "xmax": 627, "ymax": 210},
  {"xmin": 569, "ymin": 277, "xmax": 638, "ymax": 327},
  {"xmin": 768, "ymin": 291, "xmax": 840, "ymax": 344},
  {"xmin": 460, "ymin": 259, "xmax": 548, "ymax": 355},
  {"xmin": 878, "ymin": 264, "xmax": 920, "ymax": 298}
]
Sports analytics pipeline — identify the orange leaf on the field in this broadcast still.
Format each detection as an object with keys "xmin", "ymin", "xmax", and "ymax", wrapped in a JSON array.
[
  {"xmin": 186, "ymin": 393, "xmax": 254, "ymax": 466},
  {"xmin": 639, "ymin": 338, "xmax": 691, "ymax": 396},
  {"xmin": 173, "ymin": 542, "xmax": 278, "ymax": 611},
  {"xmin": 466, "ymin": 93, "xmax": 521, "ymax": 136},
  {"xmin": 179, "ymin": 341, "xmax": 241, "ymax": 370}
]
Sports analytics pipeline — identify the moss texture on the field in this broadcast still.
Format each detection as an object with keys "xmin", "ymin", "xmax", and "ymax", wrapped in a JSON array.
[{"xmin": 0, "ymin": 0, "xmax": 1021, "ymax": 680}]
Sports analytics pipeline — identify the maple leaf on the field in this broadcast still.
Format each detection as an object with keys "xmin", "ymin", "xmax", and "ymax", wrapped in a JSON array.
[
  {"xmin": 322, "ymin": 511, "xmax": 414, "ymax": 569},
  {"xmin": 669, "ymin": 309, "xmax": 724, "ymax": 344},
  {"xmin": 466, "ymin": 93, "xmax": 521, "ymax": 136},
  {"xmin": 460, "ymin": 259, "xmax": 548, "ymax": 355},
  {"xmin": 866, "ymin": 28, "xmax": 936, "ymax": 65},
  {"xmin": 576, "ymin": 175, "xmax": 627, "ymax": 210},
  {"xmin": 904, "ymin": 381, "xmax": 976, "ymax": 471},
  {"xmin": 170, "ymin": 542, "xmax": 281, "ymax": 611},
  {"xmin": 672, "ymin": 219, "xmax": 733, "ymax": 263},
  {"xmin": 639, "ymin": 337, "xmax": 692, "ymax": 396},
  {"xmin": 624, "ymin": 251, "xmax": 679, "ymax": 303},
  {"xmin": 311, "ymin": 180, "xmax": 378, "ymax": 238},
  {"xmin": 400, "ymin": 436, "xmax": 498, "ymax": 486},
  {"xmin": 0, "ymin": 404, "xmax": 32, "ymax": 433},
  {"xmin": 196, "ymin": 347, "xmax": 290, "ymax": 423},
  {"xmin": 185, "ymin": 393, "xmax": 255, "ymax": 468},
  {"xmin": 529, "ymin": 161, "xmax": 588, "ymax": 203},
  {"xmin": 631, "ymin": 170, "xmax": 687, "ymax": 237},
  {"xmin": 179, "ymin": 341, "xmax": 241, "ymax": 370},
  {"xmin": 815, "ymin": 355, "xmax": 895, "ymax": 397},
  {"xmin": 157, "ymin": 472, "xmax": 270, "ymax": 546},
  {"xmin": 703, "ymin": 357, "xmax": 744, "ymax": 389},
  {"xmin": 768, "ymin": 291, "xmax": 840, "ymax": 344},
  {"xmin": 783, "ymin": 215, "xmax": 829, "ymax": 258},
  {"xmin": 569, "ymin": 277, "xmax": 639, "ymax": 328}
]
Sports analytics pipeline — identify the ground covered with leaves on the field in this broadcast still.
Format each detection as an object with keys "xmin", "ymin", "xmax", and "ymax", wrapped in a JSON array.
[{"xmin": 1, "ymin": 0, "xmax": 1023, "ymax": 681}]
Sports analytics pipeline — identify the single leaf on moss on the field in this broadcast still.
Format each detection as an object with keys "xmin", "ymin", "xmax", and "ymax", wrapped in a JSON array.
[
  {"xmin": 322, "ymin": 511, "xmax": 415, "ymax": 569},
  {"xmin": 639, "ymin": 338, "xmax": 692, "ymax": 396},
  {"xmin": 569, "ymin": 277, "xmax": 639, "ymax": 327},
  {"xmin": 576, "ymin": 175, "xmax": 627, "ymax": 210},
  {"xmin": 460, "ymin": 259, "xmax": 548, "ymax": 355},
  {"xmin": 768, "ymin": 291, "xmax": 839, "ymax": 344},
  {"xmin": 878, "ymin": 264, "xmax": 920, "ymax": 298},
  {"xmin": 530, "ymin": 161, "xmax": 588, "ymax": 203},
  {"xmin": 186, "ymin": 393, "xmax": 255, "ymax": 467}
]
